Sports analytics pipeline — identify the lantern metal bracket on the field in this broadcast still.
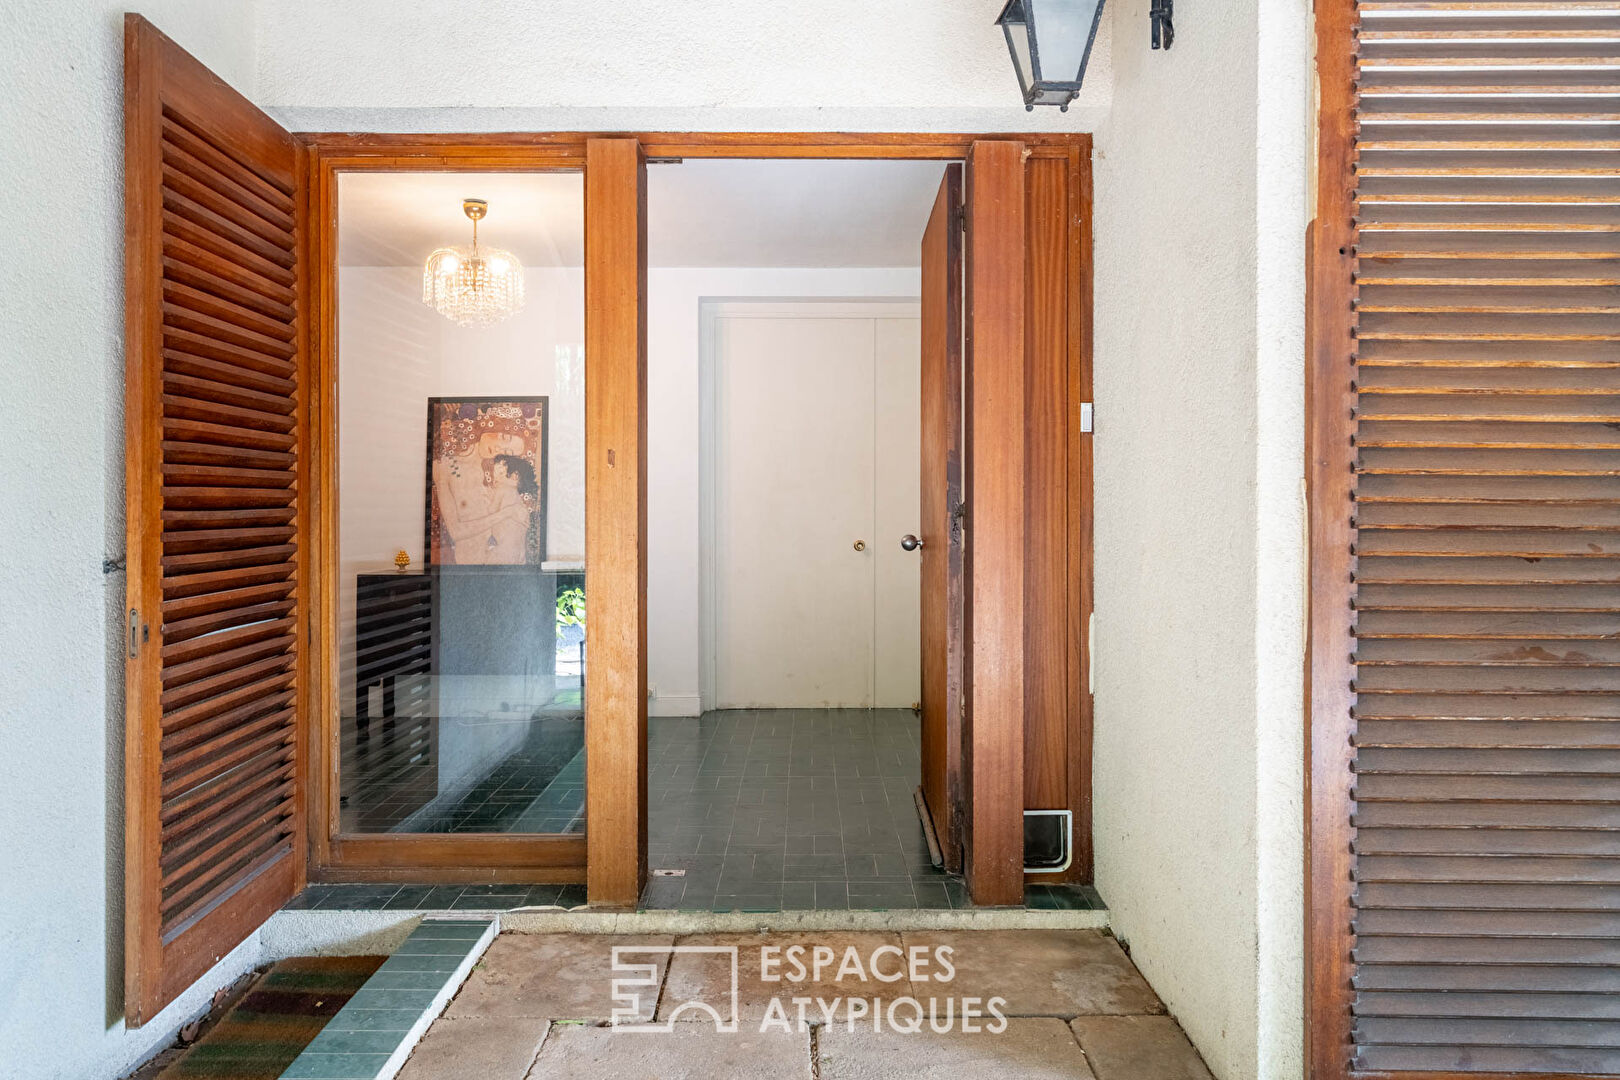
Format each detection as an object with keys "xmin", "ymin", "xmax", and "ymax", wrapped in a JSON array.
[{"xmin": 1151, "ymin": 0, "xmax": 1174, "ymax": 50}]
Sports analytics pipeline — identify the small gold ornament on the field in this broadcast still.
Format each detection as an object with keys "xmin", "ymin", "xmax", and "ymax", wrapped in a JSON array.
[{"xmin": 394, "ymin": 549, "xmax": 411, "ymax": 572}]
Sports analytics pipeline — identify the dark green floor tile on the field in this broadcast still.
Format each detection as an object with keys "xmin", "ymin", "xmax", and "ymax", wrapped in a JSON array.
[
  {"xmin": 282, "ymin": 1052, "xmax": 394, "ymax": 1079},
  {"xmin": 412, "ymin": 918, "xmax": 494, "ymax": 939},
  {"xmin": 283, "ymin": 885, "xmax": 336, "ymax": 911},
  {"xmin": 322, "ymin": 885, "xmax": 401, "ymax": 910},
  {"xmin": 324, "ymin": 1007, "xmax": 426, "ymax": 1033},
  {"xmin": 379, "ymin": 885, "xmax": 435, "ymax": 910},
  {"xmin": 781, "ymin": 882, "xmax": 818, "ymax": 909},
  {"xmin": 813, "ymin": 882, "xmax": 849, "ymax": 909},
  {"xmin": 361, "ymin": 969, "xmax": 452, "ymax": 991},
  {"xmin": 522, "ymin": 884, "xmax": 564, "ymax": 906},
  {"xmin": 303, "ymin": 1027, "xmax": 404, "ymax": 1054},
  {"xmin": 848, "ymin": 883, "xmax": 916, "ymax": 909}
]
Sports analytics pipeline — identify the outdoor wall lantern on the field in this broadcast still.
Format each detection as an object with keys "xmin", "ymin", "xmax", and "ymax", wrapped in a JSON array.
[
  {"xmin": 997, "ymin": 0, "xmax": 1174, "ymax": 111},
  {"xmin": 996, "ymin": 0, "xmax": 1108, "ymax": 112}
]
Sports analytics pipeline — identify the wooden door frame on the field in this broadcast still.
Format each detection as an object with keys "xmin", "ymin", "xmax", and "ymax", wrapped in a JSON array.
[
  {"xmin": 304, "ymin": 144, "xmax": 591, "ymax": 886},
  {"xmin": 1307, "ymin": 0, "xmax": 1367, "ymax": 1073},
  {"xmin": 302, "ymin": 131, "xmax": 1094, "ymax": 905}
]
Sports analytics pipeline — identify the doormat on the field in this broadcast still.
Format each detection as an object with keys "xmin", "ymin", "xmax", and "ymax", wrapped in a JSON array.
[{"xmin": 157, "ymin": 955, "xmax": 387, "ymax": 1080}]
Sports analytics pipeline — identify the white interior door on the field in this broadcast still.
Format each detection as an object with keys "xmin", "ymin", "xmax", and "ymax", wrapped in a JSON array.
[
  {"xmin": 874, "ymin": 316, "xmax": 923, "ymax": 707},
  {"xmin": 707, "ymin": 301, "xmax": 920, "ymax": 709}
]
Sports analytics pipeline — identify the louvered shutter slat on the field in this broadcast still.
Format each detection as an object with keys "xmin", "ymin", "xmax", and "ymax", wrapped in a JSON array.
[
  {"xmin": 1347, "ymin": 1, "xmax": 1620, "ymax": 1073},
  {"xmin": 154, "ymin": 104, "xmax": 301, "ymax": 906}
]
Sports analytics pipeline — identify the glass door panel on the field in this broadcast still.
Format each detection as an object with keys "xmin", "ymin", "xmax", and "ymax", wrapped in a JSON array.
[{"xmin": 335, "ymin": 170, "xmax": 586, "ymax": 838}]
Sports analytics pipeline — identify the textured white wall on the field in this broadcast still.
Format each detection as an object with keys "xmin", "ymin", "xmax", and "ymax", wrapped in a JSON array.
[
  {"xmin": 253, "ymin": 0, "xmax": 1113, "ymax": 133},
  {"xmin": 1253, "ymin": 4, "xmax": 1310, "ymax": 1077},
  {"xmin": 0, "ymin": 6, "xmax": 261, "ymax": 1079},
  {"xmin": 1091, "ymin": 3, "xmax": 1307, "ymax": 1079}
]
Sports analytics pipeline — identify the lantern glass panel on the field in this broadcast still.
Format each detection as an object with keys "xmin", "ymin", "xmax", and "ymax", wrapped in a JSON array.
[
  {"xmin": 1029, "ymin": 0, "xmax": 1103, "ymax": 83},
  {"xmin": 1000, "ymin": 4, "xmax": 1035, "ymax": 96}
]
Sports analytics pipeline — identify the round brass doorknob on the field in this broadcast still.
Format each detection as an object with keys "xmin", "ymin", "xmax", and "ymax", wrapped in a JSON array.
[
  {"xmin": 853, "ymin": 539, "xmax": 866, "ymax": 552},
  {"xmin": 900, "ymin": 534, "xmax": 923, "ymax": 551}
]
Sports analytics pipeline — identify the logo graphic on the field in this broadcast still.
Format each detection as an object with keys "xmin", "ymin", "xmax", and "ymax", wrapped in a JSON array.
[{"xmin": 611, "ymin": 945, "xmax": 739, "ymax": 1032}]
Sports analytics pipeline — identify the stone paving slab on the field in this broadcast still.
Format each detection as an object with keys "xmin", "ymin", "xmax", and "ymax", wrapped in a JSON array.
[
  {"xmin": 1071, "ymin": 1015, "xmax": 1215, "ymax": 1080},
  {"xmin": 899, "ymin": 930, "xmax": 1164, "ymax": 1017},
  {"xmin": 444, "ymin": 933, "xmax": 675, "ymax": 1022},
  {"xmin": 527, "ymin": 1021, "xmax": 813, "ymax": 1079},
  {"xmin": 819, "ymin": 1018, "xmax": 1097, "ymax": 1080},
  {"xmin": 396, "ymin": 1016, "xmax": 550, "ymax": 1080}
]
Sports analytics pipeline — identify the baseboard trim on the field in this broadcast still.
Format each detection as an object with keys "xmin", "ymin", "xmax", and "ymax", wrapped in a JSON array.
[{"xmin": 648, "ymin": 693, "xmax": 701, "ymax": 717}]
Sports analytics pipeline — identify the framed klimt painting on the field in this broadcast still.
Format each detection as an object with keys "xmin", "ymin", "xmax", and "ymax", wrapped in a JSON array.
[{"xmin": 424, "ymin": 397, "xmax": 549, "ymax": 566}]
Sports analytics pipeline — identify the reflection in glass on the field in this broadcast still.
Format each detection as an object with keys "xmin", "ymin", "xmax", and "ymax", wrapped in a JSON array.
[{"xmin": 335, "ymin": 171, "xmax": 585, "ymax": 835}]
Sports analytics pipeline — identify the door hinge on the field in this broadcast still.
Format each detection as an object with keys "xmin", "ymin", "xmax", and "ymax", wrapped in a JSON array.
[
  {"xmin": 1080, "ymin": 402, "xmax": 1094, "ymax": 434},
  {"xmin": 128, "ymin": 608, "xmax": 141, "ymax": 658}
]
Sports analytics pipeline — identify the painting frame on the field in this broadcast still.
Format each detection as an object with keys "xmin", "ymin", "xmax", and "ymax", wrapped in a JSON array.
[{"xmin": 423, "ymin": 395, "xmax": 550, "ymax": 568}]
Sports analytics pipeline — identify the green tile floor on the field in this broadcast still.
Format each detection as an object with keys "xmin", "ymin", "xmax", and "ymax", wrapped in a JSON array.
[
  {"xmin": 279, "ymin": 918, "xmax": 494, "ymax": 1080},
  {"xmin": 287, "ymin": 711, "xmax": 1105, "ymax": 915}
]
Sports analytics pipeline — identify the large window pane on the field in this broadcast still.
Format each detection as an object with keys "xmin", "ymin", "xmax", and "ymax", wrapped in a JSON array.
[{"xmin": 335, "ymin": 171, "xmax": 585, "ymax": 834}]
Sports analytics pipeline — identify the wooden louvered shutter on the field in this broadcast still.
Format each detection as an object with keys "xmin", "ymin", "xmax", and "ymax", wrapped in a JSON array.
[
  {"xmin": 123, "ymin": 14, "xmax": 306, "ymax": 1025},
  {"xmin": 1311, "ymin": 0, "xmax": 1620, "ymax": 1074}
]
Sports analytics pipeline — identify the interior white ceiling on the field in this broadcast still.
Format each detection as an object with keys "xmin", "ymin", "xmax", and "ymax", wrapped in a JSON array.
[{"xmin": 337, "ymin": 160, "xmax": 949, "ymax": 269}]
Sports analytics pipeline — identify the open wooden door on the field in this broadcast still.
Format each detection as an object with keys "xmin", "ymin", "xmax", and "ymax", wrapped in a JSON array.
[
  {"xmin": 961, "ymin": 141, "xmax": 1028, "ymax": 906},
  {"xmin": 918, "ymin": 164, "xmax": 965, "ymax": 872},
  {"xmin": 123, "ymin": 14, "xmax": 307, "ymax": 1024},
  {"xmin": 912, "ymin": 141, "xmax": 1030, "ymax": 907}
]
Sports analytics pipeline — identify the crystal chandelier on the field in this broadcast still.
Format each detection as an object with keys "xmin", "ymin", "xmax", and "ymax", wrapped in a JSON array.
[{"xmin": 422, "ymin": 198, "xmax": 525, "ymax": 327}]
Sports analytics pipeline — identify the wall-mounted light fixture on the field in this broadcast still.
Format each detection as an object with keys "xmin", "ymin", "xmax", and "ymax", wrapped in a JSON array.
[
  {"xmin": 998, "ymin": 0, "xmax": 1175, "ymax": 111},
  {"xmin": 995, "ymin": 0, "xmax": 1108, "ymax": 112}
]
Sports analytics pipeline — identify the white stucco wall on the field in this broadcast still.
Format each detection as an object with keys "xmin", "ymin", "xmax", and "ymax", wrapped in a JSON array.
[
  {"xmin": 0, "ymin": 7, "xmax": 264, "ymax": 1079},
  {"xmin": 1253, "ymin": 5, "xmax": 1310, "ymax": 1077},
  {"xmin": 252, "ymin": 0, "xmax": 1113, "ymax": 134},
  {"xmin": 1091, "ymin": 3, "xmax": 1308, "ymax": 1080}
]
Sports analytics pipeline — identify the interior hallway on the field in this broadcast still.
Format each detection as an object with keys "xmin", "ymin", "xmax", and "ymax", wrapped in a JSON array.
[
  {"xmin": 643, "ymin": 708, "xmax": 934, "ymax": 910},
  {"xmin": 287, "ymin": 709, "xmax": 1100, "ymax": 914},
  {"xmin": 641, "ymin": 709, "xmax": 1098, "ymax": 912}
]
